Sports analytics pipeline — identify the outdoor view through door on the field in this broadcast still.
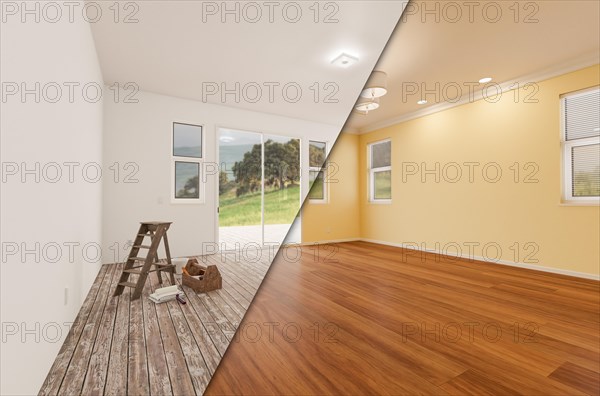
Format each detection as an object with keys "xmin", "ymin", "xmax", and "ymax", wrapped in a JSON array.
[{"xmin": 218, "ymin": 128, "xmax": 301, "ymax": 250}]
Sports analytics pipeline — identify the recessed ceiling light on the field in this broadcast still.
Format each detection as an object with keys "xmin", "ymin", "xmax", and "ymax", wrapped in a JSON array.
[
  {"xmin": 331, "ymin": 53, "xmax": 359, "ymax": 68},
  {"xmin": 417, "ymin": 99, "xmax": 428, "ymax": 105},
  {"xmin": 479, "ymin": 77, "xmax": 493, "ymax": 84}
]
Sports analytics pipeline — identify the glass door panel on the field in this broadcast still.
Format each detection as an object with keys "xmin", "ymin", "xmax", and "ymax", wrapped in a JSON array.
[
  {"xmin": 263, "ymin": 135, "xmax": 301, "ymax": 245},
  {"xmin": 218, "ymin": 128, "xmax": 263, "ymax": 250}
]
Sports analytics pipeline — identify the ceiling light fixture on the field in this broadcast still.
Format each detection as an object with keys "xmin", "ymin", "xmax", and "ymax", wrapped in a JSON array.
[
  {"xmin": 360, "ymin": 71, "xmax": 388, "ymax": 98},
  {"xmin": 417, "ymin": 99, "xmax": 428, "ymax": 105},
  {"xmin": 355, "ymin": 97, "xmax": 380, "ymax": 114},
  {"xmin": 479, "ymin": 77, "xmax": 493, "ymax": 84},
  {"xmin": 331, "ymin": 53, "xmax": 359, "ymax": 68}
]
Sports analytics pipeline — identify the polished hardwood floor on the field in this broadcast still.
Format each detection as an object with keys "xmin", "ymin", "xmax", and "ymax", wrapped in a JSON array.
[
  {"xmin": 39, "ymin": 250, "xmax": 272, "ymax": 396},
  {"xmin": 206, "ymin": 241, "xmax": 600, "ymax": 395}
]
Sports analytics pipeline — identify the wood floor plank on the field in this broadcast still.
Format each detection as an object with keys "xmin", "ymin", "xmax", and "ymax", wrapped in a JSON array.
[
  {"xmin": 39, "ymin": 264, "xmax": 109, "ymax": 396},
  {"xmin": 42, "ymin": 251, "xmax": 270, "ymax": 396},
  {"xmin": 127, "ymin": 277, "xmax": 149, "ymax": 396},
  {"xmin": 142, "ymin": 273, "xmax": 172, "ymax": 396},
  {"xmin": 58, "ymin": 263, "xmax": 117, "ymax": 396},
  {"xmin": 205, "ymin": 242, "xmax": 600, "ymax": 395},
  {"xmin": 81, "ymin": 264, "xmax": 122, "ymax": 395},
  {"xmin": 183, "ymin": 285, "xmax": 232, "ymax": 356},
  {"xmin": 150, "ymin": 276, "xmax": 196, "ymax": 396},
  {"xmin": 175, "ymin": 289, "xmax": 222, "ymax": 375},
  {"xmin": 104, "ymin": 276, "xmax": 130, "ymax": 396},
  {"xmin": 165, "ymin": 294, "xmax": 212, "ymax": 394},
  {"xmin": 549, "ymin": 361, "xmax": 600, "ymax": 396}
]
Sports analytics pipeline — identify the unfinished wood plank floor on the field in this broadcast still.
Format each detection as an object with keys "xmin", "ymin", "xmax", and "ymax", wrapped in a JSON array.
[
  {"xmin": 39, "ymin": 250, "xmax": 272, "ymax": 396},
  {"xmin": 206, "ymin": 241, "xmax": 600, "ymax": 395}
]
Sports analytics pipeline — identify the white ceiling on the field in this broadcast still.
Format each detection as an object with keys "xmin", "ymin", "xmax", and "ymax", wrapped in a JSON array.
[
  {"xmin": 89, "ymin": 1, "xmax": 407, "ymax": 126},
  {"xmin": 345, "ymin": 0, "xmax": 600, "ymax": 133}
]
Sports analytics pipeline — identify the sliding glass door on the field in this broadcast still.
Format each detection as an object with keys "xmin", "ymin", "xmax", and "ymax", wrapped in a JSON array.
[
  {"xmin": 218, "ymin": 128, "xmax": 301, "ymax": 250},
  {"xmin": 218, "ymin": 129, "xmax": 263, "ymax": 250},
  {"xmin": 263, "ymin": 134, "xmax": 300, "ymax": 245}
]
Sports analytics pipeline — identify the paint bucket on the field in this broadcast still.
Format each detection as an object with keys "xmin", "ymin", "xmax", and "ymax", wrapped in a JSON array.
[{"xmin": 172, "ymin": 258, "xmax": 188, "ymax": 274}]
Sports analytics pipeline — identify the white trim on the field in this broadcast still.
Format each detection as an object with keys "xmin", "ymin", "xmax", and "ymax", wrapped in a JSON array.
[
  {"xmin": 297, "ymin": 238, "xmax": 360, "ymax": 246},
  {"xmin": 359, "ymin": 53, "xmax": 600, "ymax": 134},
  {"xmin": 308, "ymin": 140, "xmax": 329, "ymax": 203},
  {"xmin": 171, "ymin": 121, "xmax": 205, "ymax": 204},
  {"xmin": 367, "ymin": 139, "xmax": 392, "ymax": 202},
  {"xmin": 359, "ymin": 238, "xmax": 600, "ymax": 281},
  {"xmin": 560, "ymin": 87, "xmax": 600, "ymax": 204},
  {"xmin": 215, "ymin": 126, "xmax": 303, "ymax": 247}
]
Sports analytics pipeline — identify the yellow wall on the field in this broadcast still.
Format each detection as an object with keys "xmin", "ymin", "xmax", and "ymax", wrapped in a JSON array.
[
  {"xmin": 302, "ymin": 133, "xmax": 361, "ymax": 242},
  {"xmin": 358, "ymin": 65, "xmax": 599, "ymax": 276},
  {"xmin": 302, "ymin": 66, "xmax": 599, "ymax": 277}
]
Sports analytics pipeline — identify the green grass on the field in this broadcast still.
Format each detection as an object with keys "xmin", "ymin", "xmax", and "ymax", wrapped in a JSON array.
[{"xmin": 219, "ymin": 185, "xmax": 300, "ymax": 227}]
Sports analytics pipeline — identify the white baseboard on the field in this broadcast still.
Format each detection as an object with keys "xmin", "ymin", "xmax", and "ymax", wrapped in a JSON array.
[
  {"xmin": 298, "ymin": 238, "xmax": 360, "ymax": 246},
  {"xmin": 358, "ymin": 238, "xmax": 599, "ymax": 281}
]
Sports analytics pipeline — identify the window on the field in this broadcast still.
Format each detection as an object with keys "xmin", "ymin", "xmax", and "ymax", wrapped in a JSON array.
[
  {"xmin": 308, "ymin": 141, "xmax": 327, "ymax": 202},
  {"xmin": 172, "ymin": 122, "xmax": 203, "ymax": 202},
  {"xmin": 368, "ymin": 139, "xmax": 391, "ymax": 202},
  {"xmin": 561, "ymin": 88, "xmax": 600, "ymax": 203}
]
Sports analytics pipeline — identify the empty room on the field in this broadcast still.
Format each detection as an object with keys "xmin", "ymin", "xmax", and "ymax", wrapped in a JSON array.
[{"xmin": 2, "ymin": 1, "xmax": 599, "ymax": 395}]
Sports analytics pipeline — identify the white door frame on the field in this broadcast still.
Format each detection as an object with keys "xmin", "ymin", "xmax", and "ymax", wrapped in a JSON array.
[{"xmin": 215, "ymin": 126, "xmax": 302, "ymax": 251}]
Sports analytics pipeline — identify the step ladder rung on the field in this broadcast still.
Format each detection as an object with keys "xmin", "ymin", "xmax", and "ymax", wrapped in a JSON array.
[
  {"xmin": 118, "ymin": 281, "xmax": 137, "ymax": 288},
  {"xmin": 123, "ymin": 266, "xmax": 144, "ymax": 274},
  {"xmin": 128, "ymin": 256, "xmax": 147, "ymax": 261},
  {"xmin": 114, "ymin": 221, "xmax": 174, "ymax": 300}
]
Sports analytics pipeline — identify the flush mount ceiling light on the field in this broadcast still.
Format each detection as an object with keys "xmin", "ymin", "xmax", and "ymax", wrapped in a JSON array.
[
  {"xmin": 331, "ymin": 53, "xmax": 359, "ymax": 68},
  {"xmin": 355, "ymin": 96, "xmax": 380, "ymax": 114},
  {"xmin": 417, "ymin": 99, "xmax": 428, "ymax": 105},
  {"xmin": 479, "ymin": 77, "xmax": 493, "ymax": 84},
  {"xmin": 360, "ymin": 70, "xmax": 388, "ymax": 98}
]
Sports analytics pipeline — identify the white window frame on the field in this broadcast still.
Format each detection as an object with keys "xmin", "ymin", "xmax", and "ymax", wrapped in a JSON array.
[
  {"xmin": 308, "ymin": 140, "xmax": 328, "ymax": 203},
  {"xmin": 560, "ymin": 88, "xmax": 600, "ymax": 205},
  {"xmin": 171, "ymin": 122, "xmax": 205, "ymax": 204},
  {"xmin": 368, "ymin": 139, "xmax": 392, "ymax": 204}
]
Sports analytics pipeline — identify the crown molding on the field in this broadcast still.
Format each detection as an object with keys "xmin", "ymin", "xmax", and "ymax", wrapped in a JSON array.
[{"xmin": 358, "ymin": 52, "xmax": 600, "ymax": 134}]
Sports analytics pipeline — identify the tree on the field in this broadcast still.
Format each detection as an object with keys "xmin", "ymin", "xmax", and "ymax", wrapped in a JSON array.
[
  {"xmin": 232, "ymin": 144, "xmax": 261, "ymax": 195},
  {"xmin": 177, "ymin": 175, "xmax": 198, "ymax": 198},
  {"xmin": 232, "ymin": 139, "xmax": 300, "ymax": 195},
  {"xmin": 219, "ymin": 171, "xmax": 236, "ymax": 195}
]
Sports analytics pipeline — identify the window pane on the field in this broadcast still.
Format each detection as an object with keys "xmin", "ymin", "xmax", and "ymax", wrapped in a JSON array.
[
  {"xmin": 309, "ymin": 141, "xmax": 326, "ymax": 168},
  {"xmin": 371, "ymin": 141, "xmax": 391, "ymax": 168},
  {"xmin": 175, "ymin": 162, "xmax": 200, "ymax": 198},
  {"xmin": 565, "ymin": 89, "xmax": 600, "ymax": 141},
  {"xmin": 308, "ymin": 170, "xmax": 324, "ymax": 200},
  {"xmin": 374, "ymin": 170, "xmax": 391, "ymax": 200},
  {"xmin": 572, "ymin": 144, "xmax": 600, "ymax": 197},
  {"xmin": 173, "ymin": 123, "xmax": 202, "ymax": 158}
]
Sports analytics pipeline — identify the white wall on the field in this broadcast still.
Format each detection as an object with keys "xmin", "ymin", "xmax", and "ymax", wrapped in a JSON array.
[
  {"xmin": 103, "ymin": 89, "xmax": 340, "ymax": 260},
  {"xmin": 0, "ymin": 7, "xmax": 103, "ymax": 396}
]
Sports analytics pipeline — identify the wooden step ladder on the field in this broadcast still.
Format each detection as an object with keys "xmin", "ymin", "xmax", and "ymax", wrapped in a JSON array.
[{"xmin": 113, "ymin": 221, "xmax": 176, "ymax": 300}]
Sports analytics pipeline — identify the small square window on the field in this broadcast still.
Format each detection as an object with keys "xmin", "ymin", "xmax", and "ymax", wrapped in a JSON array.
[
  {"xmin": 572, "ymin": 144, "xmax": 600, "ymax": 197},
  {"xmin": 373, "ymin": 170, "xmax": 392, "ymax": 200},
  {"xmin": 173, "ymin": 122, "xmax": 202, "ymax": 158},
  {"xmin": 561, "ymin": 88, "xmax": 600, "ymax": 203},
  {"xmin": 309, "ymin": 141, "xmax": 327, "ymax": 168},
  {"xmin": 308, "ymin": 170, "xmax": 325, "ymax": 200},
  {"xmin": 174, "ymin": 161, "xmax": 200, "ymax": 199},
  {"xmin": 368, "ymin": 139, "xmax": 392, "ymax": 202},
  {"xmin": 308, "ymin": 141, "xmax": 327, "ymax": 202},
  {"xmin": 371, "ymin": 140, "xmax": 391, "ymax": 168}
]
